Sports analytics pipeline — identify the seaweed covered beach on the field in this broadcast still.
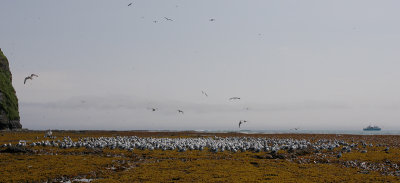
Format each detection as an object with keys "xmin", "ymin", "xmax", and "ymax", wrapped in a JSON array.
[{"xmin": 1, "ymin": 130, "xmax": 400, "ymax": 182}]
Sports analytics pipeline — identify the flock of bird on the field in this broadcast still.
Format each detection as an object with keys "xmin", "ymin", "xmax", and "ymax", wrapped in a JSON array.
[
  {"xmin": 126, "ymin": 2, "xmax": 215, "ymax": 24},
  {"xmin": 24, "ymin": 72, "xmax": 249, "ymax": 128},
  {"xmin": 146, "ymin": 90, "xmax": 248, "ymax": 128},
  {"xmin": 9, "ymin": 134, "xmax": 388, "ymax": 159}
]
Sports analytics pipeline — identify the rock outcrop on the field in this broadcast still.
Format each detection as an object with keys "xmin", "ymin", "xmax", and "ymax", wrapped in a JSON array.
[{"xmin": 0, "ymin": 48, "xmax": 21, "ymax": 130}]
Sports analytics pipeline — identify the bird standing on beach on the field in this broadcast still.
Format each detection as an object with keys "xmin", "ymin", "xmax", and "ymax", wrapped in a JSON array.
[
  {"xmin": 24, "ymin": 74, "xmax": 38, "ymax": 84},
  {"xmin": 177, "ymin": 110, "xmax": 184, "ymax": 114},
  {"xmin": 384, "ymin": 147, "xmax": 390, "ymax": 153},
  {"xmin": 336, "ymin": 152, "xmax": 342, "ymax": 158}
]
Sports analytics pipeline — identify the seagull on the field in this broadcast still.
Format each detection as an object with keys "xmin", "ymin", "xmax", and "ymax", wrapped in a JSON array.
[
  {"xmin": 24, "ymin": 74, "xmax": 38, "ymax": 84},
  {"xmin": 128, "ymin": 3, "xmax": 133, "ymax": 6},
  {"xmin": 148, "ymin": 108, "xmax": 158, "ymax": 112},
  {"xmin": 177, "ymin": 110, "xmax": 184, "ymax": 114},
  {"xmin": 201, "ymin": 91, "xmax": 208, "ymax": 97},
  {"xmin": 164, "ymin": 17, "xmax": 173, "ymax": 21},
  {"xmin": 229, "ymin": 97, "xmax": 240, "ymax": 100},
  {"xmin": 209, "ymin": 18, "xmax": 215, "ymax": 21},
  {"xmin": 239, "ymin": 120, "xmax": 247, "ymax": 128},
  {"xmin": 384, "ymin": 147, "xmax": 390, "ymax": 153}
]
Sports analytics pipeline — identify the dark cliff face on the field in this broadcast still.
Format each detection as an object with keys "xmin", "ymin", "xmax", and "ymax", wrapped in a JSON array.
[{"xmin": 0, "ymin": 48, "xmax": 22, "ymax": 130}]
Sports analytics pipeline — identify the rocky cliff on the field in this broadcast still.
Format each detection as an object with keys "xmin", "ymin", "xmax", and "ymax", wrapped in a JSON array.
[{"xmin": 0, "ymin": 48, "xmax": 21, "ymax": 130}]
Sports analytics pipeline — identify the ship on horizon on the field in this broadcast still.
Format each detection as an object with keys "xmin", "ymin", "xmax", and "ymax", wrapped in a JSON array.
[{"xmin": 363, "ymin": 125, "xmax": 381, "ymax": 131}]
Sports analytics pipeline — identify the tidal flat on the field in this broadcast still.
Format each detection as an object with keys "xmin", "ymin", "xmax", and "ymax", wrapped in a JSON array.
[{"xmin": 1, "ymin": 130, "xmax": 400, "ymax": 182}]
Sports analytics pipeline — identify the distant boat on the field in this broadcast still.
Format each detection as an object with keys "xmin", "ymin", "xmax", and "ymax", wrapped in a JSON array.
[{"xmin": 363, "ymin": 125, "xmax": 381, "ymax": 131}]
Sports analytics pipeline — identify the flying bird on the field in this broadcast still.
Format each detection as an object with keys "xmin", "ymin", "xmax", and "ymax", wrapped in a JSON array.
[
  {"xmin": 153, "ymin": 20, "xmax": 158, "ymax": 23},
  {"xmin": 148, "ymin": 108, "xmax": 158, "ymax": 112},
  {"xmin": 164, "ymin": 17, "xmax": 173, "ymax": 21},
  {"xmin": 128, "ymin": 3, "xmax": 133, "ymax": 6},
  {"xmin": 24, "ymin": 74, "xmax": 38, "ymax": 84},
  {"xmin": 229, "ymin": 97, "xmax": 240, "ymax": 100},
  {"xmin": 209, "ymin": 18, "xmax": 215, "ymax": 21},
  {"xmin": 177, "ymin": 110, "xmax": 184, "ymax": 114},
  {"xmin": 238, "ymin": 120, "xmax": 247, "ymax": 128},
  {"xmin": 201, "ymin": 91, "xmax": 208, "ymax": 97}
]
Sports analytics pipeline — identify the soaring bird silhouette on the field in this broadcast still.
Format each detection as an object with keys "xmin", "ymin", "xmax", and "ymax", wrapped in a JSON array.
[
  {"xmin": 229, "ymin": 97, "xmax": 240, "ymax": 100},
  {"xmin": 164, "ymin": 17, "xmax": 173, "ymax": 21},
  {"xmin": 201, "ymin": 91, "xmax": 208, "ymax": 97},
  {"xmin": 148, "ymin": 108, "xmax": 158, "ymax": 112},
  {"xmin": 209, "ymin": 18, "xmax": 215, "ymax": 21},
  {"xmin": 24, "ymin": 74, "xmax": 38, "ymax": 84},
  {"xmin": 239, "ymin": 120, "xmax": 247, "ymax": 128},
  {"xmin": 128, "ymin": 3, "xmax": 133, "ymax": 6},
  {"xmin": 177, "ymin": 110, "xmax": 184, "ymax": 114}
]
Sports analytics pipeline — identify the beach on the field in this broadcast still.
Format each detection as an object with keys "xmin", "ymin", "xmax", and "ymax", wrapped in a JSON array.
[{"xmin": 1, "ymin": 130, "xmax": 400, "ymax": 182}]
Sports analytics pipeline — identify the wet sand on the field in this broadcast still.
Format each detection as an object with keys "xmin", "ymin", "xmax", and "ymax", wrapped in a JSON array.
[{"xmin": 1, "ymin": 130, "xmax": 400, "ymax": 182}]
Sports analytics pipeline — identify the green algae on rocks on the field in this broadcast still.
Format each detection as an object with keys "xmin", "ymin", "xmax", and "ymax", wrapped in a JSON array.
[{"xmin": 0, "ymin": 48, "xmax": 21, "ymax": 130}]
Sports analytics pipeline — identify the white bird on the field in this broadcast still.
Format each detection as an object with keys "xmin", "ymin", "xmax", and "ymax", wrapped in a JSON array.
[
  {"xmin": 45, "ymin": 130, "xmax": 52, "ymax": 138},
  {"xmin": 229, "ymin": 97, "xmax": 240, "ymax": 100},
  {"xmin": 239, "ymin": 120, "xmax": 247, "ymax": 128},
  {"xmin": 24, "ymin": 74, "xmax": 38, "ymax": 84},
  {"xmin": 201, "ymin": 91, "xmax": 208, "ymax": 97}
]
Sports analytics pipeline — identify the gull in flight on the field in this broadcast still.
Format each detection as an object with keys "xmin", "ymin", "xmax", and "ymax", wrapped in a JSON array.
[
  {"xmin": 209, "ymin": 18, "xmax": 215, "ymax": 21},
  {"xmin": 128, "ymin": 3, "xmax": 133, "ymax": 6},
  {"xmin": 148, "ymin": 108, "xmax": 158, "ymax": 112},
  {"xmin": 229, "ymin": 97, "xmax": 240, "ymax": 100},
  {"xmin": 201, "ymin": 91, "xmax": 208, "ymax": 97},
  {"xmin": 164, "ymin": 17, "xmax": 173, "ymax": 21},
  {"xmin": 177, "ymin": 110, "xmax": 184, "ymax": 114},
  {"xmin": 24, "ymin": 74, "xmax": 38, "ymax": 84},
  {"xmin": 239, "ymin": 120, "xmax": 247, "ymax": 128}
]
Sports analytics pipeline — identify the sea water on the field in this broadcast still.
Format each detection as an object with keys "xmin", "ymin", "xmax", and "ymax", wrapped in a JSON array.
[{"xmin": 184, "ymin": 129, "xmax": 400, "ymax": 135}]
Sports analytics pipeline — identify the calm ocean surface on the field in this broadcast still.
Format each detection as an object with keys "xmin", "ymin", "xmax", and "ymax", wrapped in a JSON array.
[{"xmin": 183, "ymin": 130, "xmax": 400, "ymax": 135}]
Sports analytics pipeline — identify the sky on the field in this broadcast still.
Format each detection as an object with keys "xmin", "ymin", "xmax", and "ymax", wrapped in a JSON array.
[{"xmin": 1, "ymin": 0, "xmax": 400, "ymax": 130}]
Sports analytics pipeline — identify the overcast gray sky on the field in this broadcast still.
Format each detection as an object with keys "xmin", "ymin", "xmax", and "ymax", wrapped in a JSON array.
[{"xmin": 1, "ymin": 0, "xmax": 400, "ymax": 130}]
